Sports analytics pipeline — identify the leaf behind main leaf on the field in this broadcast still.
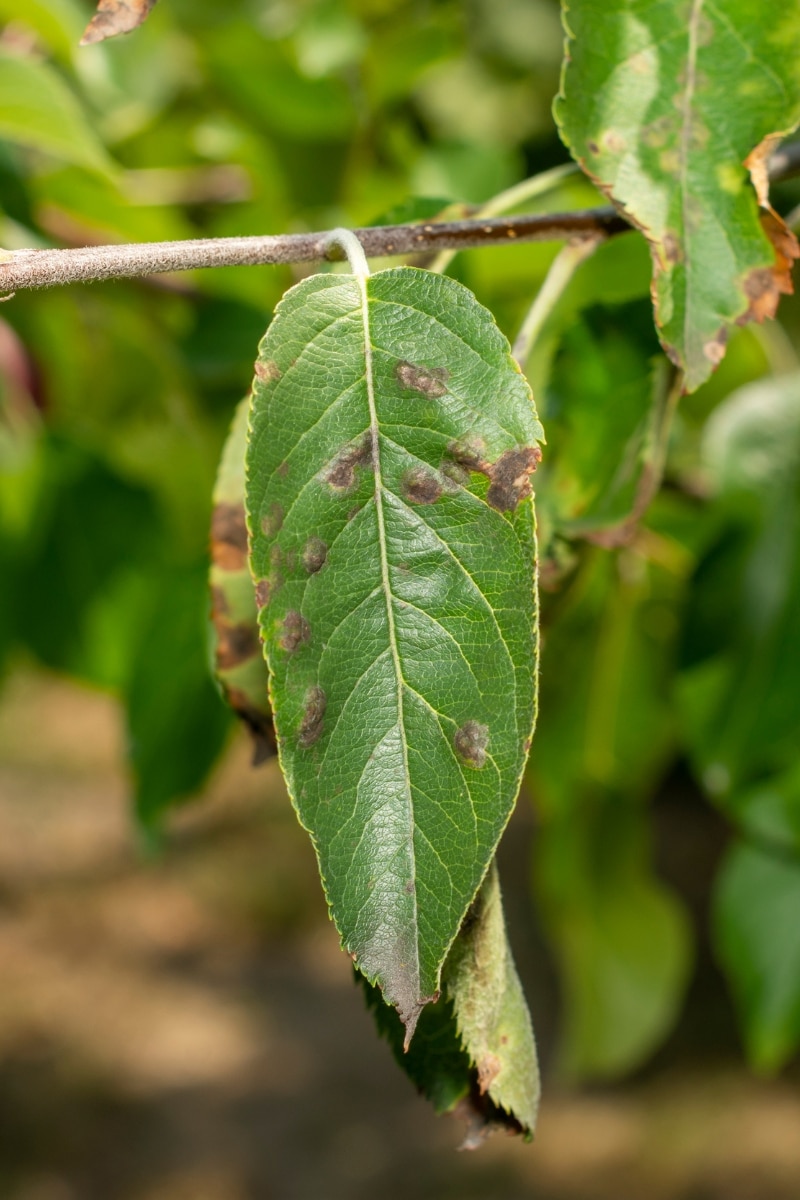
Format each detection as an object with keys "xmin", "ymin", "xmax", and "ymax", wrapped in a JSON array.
[
  {"xmin": 555, "ymin": 0, "xmax": 800, "ymax": 391},
  {"xmin": 246, "ymin": 266, "xmax": 541, "ymax": 1040}
]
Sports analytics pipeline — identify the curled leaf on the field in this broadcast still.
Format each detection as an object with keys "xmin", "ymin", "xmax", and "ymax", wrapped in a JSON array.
[
  {"xmin": 81, "ymin": 0, "xmax": 158, "ymax": 45},
  {"xmin": 210, "ymin": 397, "xmax": 275, "ymax": 765}
]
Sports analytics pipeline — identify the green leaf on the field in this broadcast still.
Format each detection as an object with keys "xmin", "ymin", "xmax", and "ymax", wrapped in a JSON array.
[
  {"xmin": 536, "ymin": 299, "xmax": 669, "ymax": 540},
  {"xmin": 210, "ymin": 397, "xmax": 274, "ymax": 763},
  {"xmin": 444, "ymin": 861, "xmax": 539, "ymax": 1136},
  {"xmin": 678, "ymin": 373, "xmax": 800, "ymax": 794},
  {"xmin": 0, "ymin": 51, "xmax": 113, "ymax": 174},
  {"xmin": 14, "ymin": 435, "xmax": 160, "ymax": 683},
  {"xmin": 0, "ymin": 0, "xmax": 86, "ymax": 60},
  {"xmin": 555, "ymin": 1, "xmax": 800, "ymax": 391},
  {"xmin": 726, "ymin": 765, "xmax": 800, "ymax": 856},
  {"xmin": 530, "ymin": 550, "xmax": 691, "ymax": 1076},
  {"xmin": 362, "ymin": 861, "xmax": 539, "ymax": 1140},
  {"xmin": 126, "ymin": 564, "xmax": 231, "ymax": 828},
  {"xmin": 714, "ymin": 841, "xmax": 800, "ymax": 1072},
  {"xmin": 247, "ymin": 266, "xmax": 542, "ymax": 1039},
  {"xmin": 536, "ymin": 803, "xmax": 691, "ymax": 1078}
]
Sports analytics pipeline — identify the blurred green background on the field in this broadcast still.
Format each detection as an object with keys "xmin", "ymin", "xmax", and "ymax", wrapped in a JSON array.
[{"xmin": 1, "ymin": 1, "xmax": 800, "ymax": 1196}]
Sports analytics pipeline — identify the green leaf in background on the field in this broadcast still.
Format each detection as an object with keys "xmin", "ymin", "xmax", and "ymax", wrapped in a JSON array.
[
  {"xmin": 0, "ymin": 0, "xmax": 85, "ymax": 61},
  {"xmin": 14, "ymin": 435, "xmax": 161, "ymax": 683},
  {"xmin": 247, "ymin": 266, "xmax": 542, "ymax": 1039},
  {"xmin": 536, "ymin": 801, "xmax": 691, "ymax": 1078},
  {"xmin": 555, "ymin": 0, "xmax": 800, "ymax": 391},
  {"xmin": 363, "ymin": 861, "xmax": 539, "ymax": 1141},
  {"xmin": 535, "ymin": 298, "xmax": 671, "ymax": 543},
  {"xmin": 679, "ymin": 373, "xmax": 800, "ymax": 796},
  {"xmin": 714, "ymin": 841, "xmax": 800, "ymax": 1072},
  {"xmin": 126, "ymin": 564, "xmax": 231, "ymax": 829},
  {"xmin": 0, "ymin": 50, "xmax": 114, "ymax": 175},
  {"xmin": 210, "ymin": 396, "xmax": 274, "ymax": 763},
  {"xmin": 531, "ymin": 549, "xmax": 691, "ymax": 1076}
]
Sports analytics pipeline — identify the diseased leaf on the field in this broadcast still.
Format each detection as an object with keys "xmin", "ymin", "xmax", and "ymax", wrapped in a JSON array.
[
  {"xmin": 362, "ymin": 861, "xmax": 539, "ymax": 1142},
  {"xmin": 0, "ymin": 50, "xmax": 113, "ymax": 174},
  {"xmin": 210, "ymin": 397, "xmax": 275, "ymax": 764},
  {"xmin": 555, "ymin": 0, "xmax": 800, "ymax": 391},
  {"xmin": 444, "ymin": 861, "xmax": 539, "ymax": 1140},
  {"xmin": 81, "ymin": 0, "xmax": 158, "ymax": 45},
  {"xmin": 714, "ymin": 841, "xmax": 800, "ymax": 1072},
  {"xmin": 247, "ymin": 266, "xmax": 541, "ymax": 1040}
]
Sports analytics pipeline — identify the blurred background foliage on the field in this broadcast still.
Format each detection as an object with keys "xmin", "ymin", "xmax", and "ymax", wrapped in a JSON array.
[{"xmin": 1, "ymin": 0, "xmax": 800, "ymax": 1102}]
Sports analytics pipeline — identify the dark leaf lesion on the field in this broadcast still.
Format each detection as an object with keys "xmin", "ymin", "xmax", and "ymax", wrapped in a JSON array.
[
  {"xmin": 447, "ymin": 441, "xmax": 542, "ymax": 512},
  {"xmin": 395, "ymin": 360, "xmax": 450, "ymax": 398},
  {"xmin": 321, "ymin": 432, "xmax": 373, "ymax": 491},
  {"xmin": 298, "ymin": 685, "xmax": 327, "ymax": 747}
]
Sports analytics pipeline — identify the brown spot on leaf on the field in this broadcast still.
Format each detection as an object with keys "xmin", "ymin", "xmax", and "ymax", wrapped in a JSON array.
[
  {"xmin": 446, "ymin": 439, "xmax": 541, "ymax": 510},
  {"xmin": 223, "ymin": 687, "xmax": 277, "ymax": 765},
  {"xmin": 739, "ymin": 137, "xmax": 800, "ymax": 328},
  {"xmin": 454, "ymin": 720, "xmax": 489, "ymax": 768},
  {"xmin": 395, "ymin": 360, "xmax": 449, "ymax": 398},
  {"xmin": 255, "ymin": 358, "xmax": 282, "ymax": 384},
  {"xmin": 255, "ymin": 579, "xmax": 271, "ymax": 609},
  {"xmin": 302, "ymin": 537, "xmax": 328, "ymax": 574},
  {"xmin": 80, "ymin": 0, "xmax": 157, "ymax": 44},
  {"xmin": 215, "ymin": 622, "xmax": 261, "ymax": 671},
  {"xmin": 485, "ymin": 446, "xmax": 542, "ymax": 512},
  {"xmin": 404, "ymin": 880, "xmax": 415, "ymax": 894},
  {"xmin": 322, "ymin": 432, "xmax": 372, "ymax": 491},
  {"xmin": 260, "ymin": 502, "xmax": 283, "ymax": 538},
  {"xmin": 210, "ymin": 502, "xmax": 248, "ymax": 570},
  {"xmin": 210, "ymin": 584, "xmax": 229, "ymax": 619},
  {"xmin": 740, "ymin": 209, "xmax": 799, "ymax": 323},
  {"xmin": 477, "ymin": 1053, "xmax": 502, "ymax": 1094},
  {"xmin": 402, "ymin": 466, "xmax": 443, "ymax": 505},
  {"xmin": 298, "ymin": 685, "xmax": 326, "ymax": 747},
  {"xmin": 277, "ymin": 459, "xmax": 289, "ymax": 478},
  {"xmin": 662, "ymin": 231, "xmax": 682, "ymax": 264},
  {"xmin": 702, "ymin": 331, "xmax": 728, "ymax": 366},
  {"xmin": 280, "ymin": 610, "xmax": 310, "ymax": 653}
]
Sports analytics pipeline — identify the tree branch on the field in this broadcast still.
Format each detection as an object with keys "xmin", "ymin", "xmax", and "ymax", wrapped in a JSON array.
[
  {"xmin": 1, "ymin": 140, "xmax": 798, "ymax": 293},
  {"xmin": 0, "ymin": 209, "xmax": 628, "ymax": 292}
]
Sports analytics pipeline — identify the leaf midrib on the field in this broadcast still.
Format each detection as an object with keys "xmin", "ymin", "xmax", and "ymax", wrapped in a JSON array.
[{"xmin": 357, "ymin": 273, "xmax": 421, "ymax": 1010}]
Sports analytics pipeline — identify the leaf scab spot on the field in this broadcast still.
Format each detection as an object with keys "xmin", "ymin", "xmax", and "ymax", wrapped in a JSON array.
[
  {"xmin": 477, "ymin": 1053, "xmax": 502, "ymax": 1094},
  {"xmin": 215, "ymin": 622, "xmax": 261, "ymax": 671},
  {"xmin": 447, "ymin": 441, "xmax": 541, "ymax": 512},
  {"xmin": 322, "ymin": 432, "xmax": 372, "ymax": 491},
  {"xmin": 211, "ymin": 502, "xmax": 248, "ymax": 570},
  {"xmin": 401, "ymin": 466, "xmax": 443, "ymax": 505},
  {"xmin": 260, "ymin": 501, "xmax": 284, "ymax": 538},
  {"xmin": 454, "ymin": 720, "xmax": 489, "ymax": 769},
  {"xmin": 395, "ymin": 360, "xmax": 449, "ymax": 398},
  {"xmin": 255, "ymin": 579, "xmax": 272, "ymax": 609},
  {"xmin": 302, "ymin": 537, "xmax": 328, "ymax": 574},
  {"xmin": 280, "ymin": 610, "xmax": 311, "ymax": 653},
  {"xmin": 255, "ymin": 358, "xmax": 282, "ymax": 384},
  {"xmin": 485, "ymin": 446, "xmax": 542, "ymax": 512},
  {"xmin": 298, "ymin": 685, "xmax": 326, "ymax": 747}
]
